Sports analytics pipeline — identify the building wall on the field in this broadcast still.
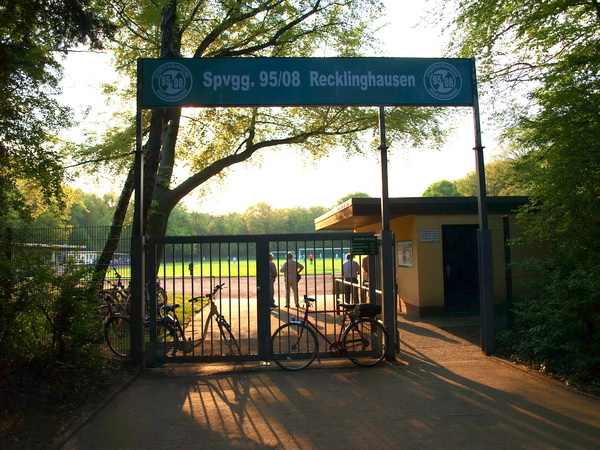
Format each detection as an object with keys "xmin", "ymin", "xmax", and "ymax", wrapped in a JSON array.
[
  {"xmin": 391, "ymin": 216, "xmax": 420, "ymax": 316},
  {"xmin": 357, "ymin": 212, "xmax": 524, "ymax": 317}
]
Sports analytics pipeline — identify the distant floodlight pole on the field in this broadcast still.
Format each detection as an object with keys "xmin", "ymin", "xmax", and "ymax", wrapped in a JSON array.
[{"xmin": 378, "ymin": 106, "xmax": 398, "ymax": 359}]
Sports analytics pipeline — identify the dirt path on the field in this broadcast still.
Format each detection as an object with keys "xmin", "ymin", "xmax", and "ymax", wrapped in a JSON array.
[{"xmin": 164, "ymin": 274, "xmax": 342, "ymax": 300}]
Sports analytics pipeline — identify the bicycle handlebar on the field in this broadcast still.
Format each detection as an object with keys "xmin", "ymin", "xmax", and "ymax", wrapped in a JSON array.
[
  {"xmin": 188, "ymin": 283, "xmax": 226, "ymax": 303},
  {"xmin": 303, "ymin": 295, "xmax": 315, "ymax": 306},
  {"xmin": 107, "ymin": 268, "xmax": 125, "ymax": 289}
]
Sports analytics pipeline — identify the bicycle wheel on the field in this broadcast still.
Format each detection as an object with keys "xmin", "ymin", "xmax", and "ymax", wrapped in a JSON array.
[
  {"xmin": 112, "ymin": 288, "xmax": 130, "ymax": 314},
  {"xmin": 104, "ymin": 316, "xmax": 131, "ymax": 358},
  {"xmin": 99, "ymin": 290, "xmax": 126, "ymax": 316},
  {"xmin": 157, "ymin": 285, "xmax": 168, "ymax": 304},
  {"xmin": 219, "ymin": 321, "xmax": 241, "ymax": 355},
  {"xmin": 271, "ymin": 323, "xmax": 318, "ymax": 371},
  {"xmin": 342, "ymin": 318, "xmax": 388, "ymax": 367},
  {"xmin": 154, "ymin": 321, "xmax": 180, "ymax": 357}
]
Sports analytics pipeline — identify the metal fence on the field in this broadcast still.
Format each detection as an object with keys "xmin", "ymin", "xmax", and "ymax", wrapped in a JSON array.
[
  {"xmin": 3, "ymin": 226, "xmax": 133, "ymax": 357},
  {"xmin": 2, "ymin": 226, "xmax": 383, "ymax": 363},
  {"xmin": 3, "ymin": 220, "xmax": 537, "ymax": 364},
  {"xmin": 147, "ymin": 233, "xmax": 380, "ymax": 364},
  {"xmin": 5, "ymin": 225, "xmax": 132, "ymax": 276}
]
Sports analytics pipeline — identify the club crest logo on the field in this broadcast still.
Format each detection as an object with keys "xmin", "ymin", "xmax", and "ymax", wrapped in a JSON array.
[
  {"xmin": 152, "ymin": 63, "xmax": 193, "ymax": 102},
  {"xmin": 423, "ymin": 62, "xmax": 462, "ymax": 101}
]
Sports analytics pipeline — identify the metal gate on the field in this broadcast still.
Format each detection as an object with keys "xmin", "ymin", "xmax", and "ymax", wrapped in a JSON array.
[{"xmin": 146, "ymin": 232, "xmax": 380, "ymax": 364}]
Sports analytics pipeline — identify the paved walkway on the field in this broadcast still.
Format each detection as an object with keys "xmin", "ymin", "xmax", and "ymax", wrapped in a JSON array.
[{"xmin": 60, "ymin": 315, "xmax": 600, "ymax": 449}]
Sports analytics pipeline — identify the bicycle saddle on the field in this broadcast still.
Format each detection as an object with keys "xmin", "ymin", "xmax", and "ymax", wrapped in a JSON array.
[{"xmin": 337, "ymin": 302, "xmax": 358, "ymax": 310}]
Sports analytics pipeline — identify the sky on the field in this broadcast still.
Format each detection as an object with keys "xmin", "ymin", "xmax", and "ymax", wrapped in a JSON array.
[{"xmin": 59, "ymin": 1, "xmax": 498, "ymax": 215}]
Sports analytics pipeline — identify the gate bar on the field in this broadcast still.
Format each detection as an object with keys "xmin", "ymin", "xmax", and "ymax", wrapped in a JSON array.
[{"xmin": 256, "ymin": 238, "xmax": 271, "ymax": 361}]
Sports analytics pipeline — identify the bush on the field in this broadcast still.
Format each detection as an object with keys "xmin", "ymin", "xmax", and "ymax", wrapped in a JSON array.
[
  {"xmin": 0, "ymin": 253, "xmax": 104, "ymax": 369},
  {"xmin": 499, "ymin": 252, "xmax": 600, "ymax": 392}
]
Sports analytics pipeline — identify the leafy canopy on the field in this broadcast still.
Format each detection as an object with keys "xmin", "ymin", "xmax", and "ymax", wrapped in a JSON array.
[
  {"xmin": 446, "ymin": 0, "xmax": 600, "ymax": 244},
  {"xmin": 422, "ymin": 180, "xmax": 461, "ymax": 197},
  {"xmin": 444, "ymin": 0, "xmax": 600, "ymax": 387},
  {"xmin": 0, "ymin": 0, "xmax": 115, "ymax": 221},
  {"xmin": 78, "ymin": 0, "xmax": 447, "ymax": 238}
]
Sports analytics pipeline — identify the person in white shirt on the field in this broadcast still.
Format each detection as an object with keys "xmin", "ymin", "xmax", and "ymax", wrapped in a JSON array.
[
  {"xmin": 342, "ymin": 253, "xmax": 360, "ymax": 303},
  {"xmin": 279, "ymin": 252, "xmax": 304, "ymax": 308}
]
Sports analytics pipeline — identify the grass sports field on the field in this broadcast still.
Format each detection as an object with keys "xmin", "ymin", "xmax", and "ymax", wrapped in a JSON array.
[{"xmin": 111, "ymin": 257, "xmax": 350, "ymax": 278}]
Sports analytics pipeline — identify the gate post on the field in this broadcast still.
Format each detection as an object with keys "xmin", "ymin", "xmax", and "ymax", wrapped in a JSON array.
[
  {"xmin": 146, "ymin": 240, "xmax": 158, "ymax": 366},
  {"xmin": 380, "ymin": 230, "xmax": 397, "ymax": 359},
  {"xmin": 471, "ymin": 58, "xmax": 495, "ymax": 355},
  {"xmin": 378, "ymin": 107, "xmax": 398, "ymax": 360},
  {"xmin": 131, "ymin": 61, "xmax": 146, "ymax": 368},
  {"xmin": 130, "ymin": 235, "xmax": 146, "ymax": 367},
  {"xmin": 256, "ymin": 238, "xmax": 272, "ymax": 361}
]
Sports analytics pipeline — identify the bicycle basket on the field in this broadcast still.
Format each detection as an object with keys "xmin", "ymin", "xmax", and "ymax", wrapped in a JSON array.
[{"xmin": 354, "ymin": 303, "xmax": 381, "ymax": 317}]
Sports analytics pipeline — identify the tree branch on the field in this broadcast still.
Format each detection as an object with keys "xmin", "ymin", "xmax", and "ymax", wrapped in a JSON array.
[
  {"xmin": 208, "ymin": 0, "xmax": 324, "ymax": 57},
  {"xmin": 156, "ymin": 110, "xmax": 181, "ymax": 188},
  {"xmin": 110, "ymin": 2, "xmax": 154, "ymax": 45},
  {"xmin": 193, "ymin": 1, "xmax": 287, "ymax": 58},
  {"xmin": 170, "ymin": 130, "xmax": 318, "ymax": 204}
]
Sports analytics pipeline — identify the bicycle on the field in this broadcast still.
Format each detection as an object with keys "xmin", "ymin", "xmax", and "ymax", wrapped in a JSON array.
[
  {"xmin": 107, "ymin": 267, "xmax": 167, "ymax": 315},
  {"xmin": 100, "ymin": 268, "xmax": 130, "ymax": 314},
  {"xmin": 104, "ymin": 283, "xmax": 240, "ymax": 358},
  {"xmin": 100, "ymin": 296, "xmax": 131, "ymax": 357},
  {"xmin": 270, "ymin": 295, "xmax": 389, "ymax": 370},
  {"xmin": 188, "ymin": 283, "xmax": 241, "ymax": 356},
  {"xmin": 102, "ymin": 300, "xmax": 186, "ymax": 358},
  {"xmin": 102, "ymin": 279, "xmax": 179, "ymax": 358}
]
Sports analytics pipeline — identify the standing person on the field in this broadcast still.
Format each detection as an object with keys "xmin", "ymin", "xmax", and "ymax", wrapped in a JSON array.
[
  {"xmin": 342, "ymin": 253, "xmax": 360, "ymax": 303},
  {"xmin": 269, "ymin": 253, "xmax": 278, "ymax": 308},
  {"xmin": 362, "ymin": 256, "xmax": 369, "ymax": 285},
  {"xmin": 280, "ymin": 252, "xmax": 304, "ymax": 308},
  {"xmin": 361, "ymin": 256, "xmax": 370, "ymax": 302}
]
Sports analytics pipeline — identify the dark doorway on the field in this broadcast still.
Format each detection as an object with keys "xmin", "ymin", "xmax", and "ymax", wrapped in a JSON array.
[{"xmin": 442, "ymin": 225, "xmax": 479, "ymax": 312}]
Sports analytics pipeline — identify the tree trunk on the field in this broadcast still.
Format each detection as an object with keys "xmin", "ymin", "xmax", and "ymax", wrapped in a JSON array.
[{"xmin": 92, "ymin": 165, "xmax": 135, "ymax": 286}]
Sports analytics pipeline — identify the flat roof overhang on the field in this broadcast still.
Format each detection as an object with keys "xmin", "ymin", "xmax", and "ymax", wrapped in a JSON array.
[{"xmin": 315, "ymin": 196, "xmax": 530, "ymax": 231}]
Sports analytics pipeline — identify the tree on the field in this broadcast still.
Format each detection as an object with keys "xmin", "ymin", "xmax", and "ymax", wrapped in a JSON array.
[
  {"xmin": 83, "ymin": 0, "xmax": 447, "ymax": 275},
  {"xmin": 287, "ymin": 205, "xmax": 328, "ymax": 232},
  {"xmin": 243, "ymin": 202, "xmax": 280, "ymax": 235},
  {"xmin": 453, "ymin": 172, "xmax": 477, "ymax": 197},
  {"xmin": 445, "ymin": 0, "xmax": 600, "ymax": 386},
  {"xmin": 0, "ymin": 0, "xmax": 115, "ymax": 222},
  {"xmin": 454, "ymin": 157, "xmax": 523, "ymax": 196},
  {"xmin": 165, "ymin": 204, "xmax": 194, "ymax": 236},
  {"xmin": 70, "ymin": 192, "xmax": 117, "ymax": 228},
  {"xmin": 446, "ymin": 0, "xmax": 600, "ymax": 245},
  {"xmin": 422, "ymin": 180, "xmax": 461, "ymax": 197},
  {"xmin": 208, "ymin": 212, "xmax": 248, "ymax": 236},
  {"xmin": 4, "ymin": 184, "xmax": 87, "ymax": 229},
  {"xmin": 334, "ymin": 192, "xmax": 371, "ymax": 206},
  {"xmin": 187, "ymin": 211, "xmax": 214, "ymax": 235}
]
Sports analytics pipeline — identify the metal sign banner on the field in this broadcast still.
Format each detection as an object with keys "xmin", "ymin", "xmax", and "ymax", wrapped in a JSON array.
[{"xmin": 139, "ymin": 57, "xmax": 474, "ymax": 108}]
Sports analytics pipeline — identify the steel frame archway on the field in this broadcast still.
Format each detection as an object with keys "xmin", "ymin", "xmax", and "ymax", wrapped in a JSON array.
[{"xmin": 130, "ymin": 57, "xmax": 494, "ymax": 367}]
